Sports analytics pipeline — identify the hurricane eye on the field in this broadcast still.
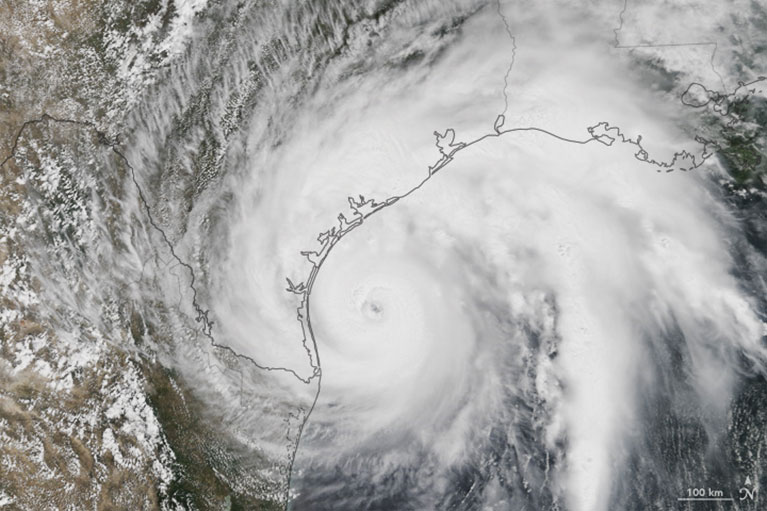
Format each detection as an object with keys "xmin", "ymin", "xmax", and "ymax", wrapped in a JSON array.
[{"xmin": 361, "ymin": 299, "xmax": 384, "ymax": 319}]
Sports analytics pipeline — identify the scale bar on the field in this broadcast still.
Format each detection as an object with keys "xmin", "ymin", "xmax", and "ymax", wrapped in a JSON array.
[{"xmin": 677, "ymin": 497, "xmax": 734, "ymax": 502}]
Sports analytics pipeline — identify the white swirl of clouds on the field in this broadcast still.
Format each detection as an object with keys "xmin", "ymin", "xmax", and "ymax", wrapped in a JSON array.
[{"xmin": 179, "ymin": 1, "xmax": 767, "ymax": 509}]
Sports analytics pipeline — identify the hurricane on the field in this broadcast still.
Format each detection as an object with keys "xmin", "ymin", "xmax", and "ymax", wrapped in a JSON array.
[
  {"xmin": 3, "ymin": 0, "xmax": 767, "ymax": 509},
  {"xmin": 131, "ymin": 0, "xmax": 767, "ymax": 508}
]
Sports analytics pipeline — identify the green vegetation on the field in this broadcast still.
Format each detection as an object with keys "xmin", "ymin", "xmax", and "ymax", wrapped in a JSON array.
[
  {"xmin": 142, "ymin": 361, "xmax": 283, "ymax": 511},
  {"xmin": 697, "ymin": 90, "xmax": 767, "ymax": 188},
  {"xmin": 718, "ymin": 131, "xmax": 766, "ymax": 185}
]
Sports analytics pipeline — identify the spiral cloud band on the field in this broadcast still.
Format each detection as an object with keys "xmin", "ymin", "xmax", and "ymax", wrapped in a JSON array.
[
  {"xmin": 117, "ymin": 0, "xmax": 767, "ymax": 508},
  {"xmin": 290, "ymin": 125, "xmax": 766, "ymax": 508}
]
